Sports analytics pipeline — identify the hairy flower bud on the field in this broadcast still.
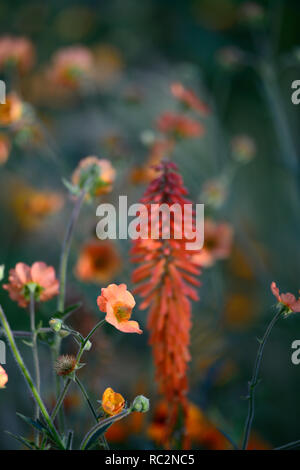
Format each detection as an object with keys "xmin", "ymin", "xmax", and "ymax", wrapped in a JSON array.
[{"xmin": 131, "ymin": 395, "xmax": 150, "ymax": 413}]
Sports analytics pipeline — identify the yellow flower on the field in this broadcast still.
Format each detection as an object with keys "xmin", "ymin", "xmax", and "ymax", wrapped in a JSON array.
[{"xmin": 102, "ymin": 387, "xmax": 125, "ymax": 416}]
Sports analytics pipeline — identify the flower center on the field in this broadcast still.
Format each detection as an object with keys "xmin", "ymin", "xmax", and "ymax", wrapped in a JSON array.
[{"xmin": 113, "ymin": 302, "xmax": 132, "ymax": 323}]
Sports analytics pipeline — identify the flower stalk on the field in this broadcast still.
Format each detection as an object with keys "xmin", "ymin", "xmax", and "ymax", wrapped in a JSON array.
[
  {"xmin": 0, "ymin": 305, "xmax": 64, "ymax": 449},
  {"xmin": 242, "ymin": 307, "xmax": 284, "ymax": 449}
]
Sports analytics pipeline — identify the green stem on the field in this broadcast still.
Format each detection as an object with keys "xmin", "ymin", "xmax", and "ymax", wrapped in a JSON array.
[
  {"xmin": 242, "ymin": 308, "xmax": 283, "ymax": 450},
  {"xmin": 75, "ymin": 377, "xmax": 109, "ymax": 449},
  {"xmin": 57, "ymin": 189, "xmax": 86, "ymax": 314},
  {"xmin": 29, "ymin": 293, "xmax": 40, "ymax": 446},
  {"xmin": 51, "ymin": 378, "xmax": 72, "ymax": 422},
  {"xmin": 50, "ymin": 319, "xmax": 106, "ymax": 422},
  {"xmin": 274, "ymin": 439, "xmax": 300, "ymax": 450},
  {"xmin": 0, "ymin": 305, "xmax": 64, "ymax": 449},
  {"xmin": 53, "ymin": 189, "xmax": 86, "ymax": 431},
  {"xmin": 75, "ymin": 377, "xmax": 98, "ymax": 421}
]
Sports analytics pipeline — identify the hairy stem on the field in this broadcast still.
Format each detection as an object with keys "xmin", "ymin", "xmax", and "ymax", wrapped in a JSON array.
[
  {"xmin": 53, "ymin": 189, "xmax": 86, "ymax": 430},
  {"xmin": 242, "ymin": 308, "xmax": 283, "ymax": 450},
  {"xmin": 0, "ymin": 305, "xmax": 64, "ymax": 449},
  {"xmin": 75, "ymin": 377, "xmax": 109, "ymax": 449},
  {"xmin": 50, "ymin": 319, "xmax": 106, "ymax": 422},
  {"xmin": 29, "ymin": 293, "xmax": 40, "ymax": 446}
]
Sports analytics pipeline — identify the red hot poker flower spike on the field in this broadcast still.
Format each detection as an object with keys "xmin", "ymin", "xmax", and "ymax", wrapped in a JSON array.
[{"xmin": 131, "ymin": 161, "xmax": 202, "ymax": 445}]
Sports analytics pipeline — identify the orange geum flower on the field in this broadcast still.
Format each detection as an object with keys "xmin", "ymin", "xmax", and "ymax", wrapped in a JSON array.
[
  {"xmin": 75, "ymin": 240, "xmax": 121, "ymax": 284},
  {"xmin": 157, "ymin": 112, "xmax": 204, "ymax": 139},
  {"xmin": 0, "ymin": 92, "xmax": 22, "ymax": 126},
  {"xmin": 10, "ymin": 181, "xmax": 64, "ymax": 230},
  {"xmin": 192, "ymin": 219, "xmax": 233, "ymax": 268},
  {"xmin": 3, "ymin": 262, "xmax": 59, "ymax": 308},
  {"xmin": 97, "ymin": 283, "xmax": 142, "ymax": 334},
  {"xmin": 271, "ymin": 282, "xmax": 300, "ymax": 314},
  {"xmin": 0, "ymin": 365, "xmax": 8, "ymax": 388},
  {"xmin": 49, "ymin": 46, "xmax": 93, "ymax": 88},
  {"xmin": 0, "ymin": 133, "xmax": 11, "ymax": 164},
  {"xmin": 0, "ymin": 36, "xmax": 35, "ymax": 73},
  {"xmin": 72, "ymin": 156, "xmax": 115, "ymax": 198},
  {"xmin": 102, "ymin": 387, "xmax": 125, "ymax": 416}
]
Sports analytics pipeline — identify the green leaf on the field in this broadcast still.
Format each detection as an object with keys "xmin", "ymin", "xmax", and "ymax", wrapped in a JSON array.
[
  {"xmin": 80, "ymin": 410, "xmax": 130, "ymax": 450},
  {"xmin": 22, "ymin": 340, "xmax": 33, "ymax": 348},
  {"xmin": 6, "ymin": 431, "xmax": 38, "ymax": 450},
  {"xmin": 66, "ymin": 430, "xmax": 74, "ymax": 450},
  {"xmin": 17, "ymin": 413, "xmax": 48, "ymax": 433},
  {"xmin": 52, "ymin": 303, "xmax": 82, "ymax": 320},
  {"xmin": 62, "ymin": 178, "xmax": 81, "ymax": 196}
]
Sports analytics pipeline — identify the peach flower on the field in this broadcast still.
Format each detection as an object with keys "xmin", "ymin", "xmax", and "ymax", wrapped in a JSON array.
[
  {"xmin": 192, "ymin": 219, "xmax": 233, "ymax": 267},
  {"xmin": 171, "ymin": 82, "xmax": 210, "ymax": 114},
  {"xmin": 0, "ymin": 133, "xmax": 11, "ymax": 164},
  {"xmin": 157, "ymin": 112, "xmax": 204, "ymax": 138},
  {"xmin": 75, "ymin": 240, "xmax": 121, "ymax": 283},
  {"xmin": 102, "ymin": 387, "xmax": 125, "ymax": 416},
  {"xmin": 49, "ymin": 46, "xmax": 93, "ymax": 88},
  {"xmin": 271, "ymin": 282, "xmax": 300, "ymax": 313},
  {"xmin": 3, "ymin": 262, "xmax": 59, "ymax": 307},
  {"xmin": 97, "ymin": 283, "xmax": 142, "ymax": 334},
  {"xmin": 0, "ymin": 366, "xmax": 8, "ymax": 388},
  {"xmin": 0, "ymin": 92, "xmax": 22, "ymax": 125},
  {"xmin": 72, "ymin": 156, "xmax": 115, "ymax": 198},
  {"xmin": 0, "ymin": 36, "xmax": 35, "ymax": 72}
]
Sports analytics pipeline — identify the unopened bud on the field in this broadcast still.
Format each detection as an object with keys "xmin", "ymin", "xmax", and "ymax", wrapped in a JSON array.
[
  {"xmin": 49, "ymin": 318, "xmax": 63, "ymax": 332},
  {"xmin": 131, "ymin": 395, "xmax": 150, "ymax": 413}
]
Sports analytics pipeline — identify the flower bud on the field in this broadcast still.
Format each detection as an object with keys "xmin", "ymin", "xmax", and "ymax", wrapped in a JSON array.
[
  {"xmin": 49, "ymin": 318, "xmax": 63, "ymax": 332},
  {"xmin": 58, "ymin": 329, "xmax": 70, "ymax": 338},
  {"xmin": 131, "ymin": 395, "xmax": 150, "ymax": 413}
]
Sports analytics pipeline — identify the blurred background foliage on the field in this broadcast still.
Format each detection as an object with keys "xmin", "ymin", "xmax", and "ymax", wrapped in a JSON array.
[{"xmin": 0, "ymin": 0, "xmax": 300, "ymax": 450}]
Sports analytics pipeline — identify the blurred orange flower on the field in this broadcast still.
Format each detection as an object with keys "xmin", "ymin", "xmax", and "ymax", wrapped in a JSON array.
[
  {"xmin": 0, "ymin": 92, "xmax": 22, "ymax": 125},
  {"xmin": 48, "ymin": 46, "xmax": 94, "ymax": 88},
  {"xmin": 0, "ymin": 35, "xmax": 35, "ymax": 72},
  {"xmin": 147, "ymin": 401, "xmax": 228, "ymax": 450},
  {"xmin": 75, "ymin": 240, "xmax": 121, "ymax": 284},
  {"xmin": 72, "ymin": 156, "xmax": 115, "ymax": 198},
  {"xmin": 3, "ymin": 261, "xmax": 59, "ymax": 308},
  {"xmin": 0, "ymin": 365, "xmax": 8, "ymax": 388},
  {"xmin": 192, "ymin": 219, "xmax": 233, "ymax": 267},
  {"xmin": 171, "ymin": 82, "xmax": 210, "ymax": 114},
  {"xmin": 0, "ymin": 133, "xmax": 11, "ymax": 164},
  {"xmin": 224, "ymin": 293, "xmax": 256, "ymax": 329},
  {"xmin": 231, "ymin": 134, "xmax": 256, "ymax": 163},
  {"xmin": 131, "ymin": 138, "xmax": 174, "ymax": 185},
  {"xmin": 271, "ymin": 282, "xmax": 300, "ymax": 313},
  {"xmin": 11, "ymin": 181, "xmax": 64, "ymax": 230},
  {"xmin": 157, "ymin": 112, "xmax": 204, "ymax": 138},
  {"xmin": 102, "ymin": 387, "xmax": 125, "ymax": 416},
  {"xmin": 97, "ymin": 283, "xmax": 142, "ymax": 334}
]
